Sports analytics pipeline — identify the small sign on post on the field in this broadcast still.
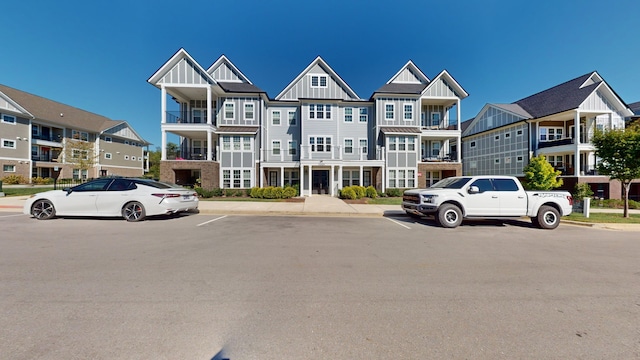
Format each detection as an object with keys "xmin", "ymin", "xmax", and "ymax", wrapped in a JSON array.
[{"xmin": 583, "ymin": 197, "xmax": 591, "ymax": 218}]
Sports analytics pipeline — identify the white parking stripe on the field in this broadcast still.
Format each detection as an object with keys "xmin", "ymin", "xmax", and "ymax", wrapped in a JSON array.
[
  {"xmin": 197, "ymin": 215, "xmax": 228, "ymax": 227},
  {"xmin": 386, "ymin": 217, "xmax": 411, "ymax": 229},
  {"xmin": 0, "ymin": 214, "xmax": 26, "ymax": 218}
]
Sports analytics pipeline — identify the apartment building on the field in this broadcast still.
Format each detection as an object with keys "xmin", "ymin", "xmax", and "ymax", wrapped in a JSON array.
[
  {"xmin": 0, "ymin": 84, "xmax": 148, "ymax": 181},
  {"xmin": 148, "ymin": 48, "xmax": 468, "ymax": 196},
  {"xmin": 461, "ymin": 72, "xmax": 635, "ymax": 199}
]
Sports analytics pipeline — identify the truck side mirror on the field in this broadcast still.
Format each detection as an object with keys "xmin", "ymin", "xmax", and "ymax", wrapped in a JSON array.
[{"xmin": 468, "ymin": 185, "xmax": 480, "ymax": 194}]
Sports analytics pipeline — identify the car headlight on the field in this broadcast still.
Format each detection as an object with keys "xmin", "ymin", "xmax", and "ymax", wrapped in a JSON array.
[{"xmin": 422, "ymin": 194, "xmax": 438, "ymax": 203}]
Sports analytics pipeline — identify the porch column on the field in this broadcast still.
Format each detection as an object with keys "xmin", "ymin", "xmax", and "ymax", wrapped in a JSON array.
[
  {"xmin": 330, "ymin": 165, "xmax": 335, "ymax": 196},
  {"xmin": 299, "ymin": 164, "xmax": 304, "ymax": 196},
  {"xmin": 338, "ymin": 165, "xmax": 343, "ymax": 190},
  {"xmin": 574, "ymin": 111, "xmax": 581, "ymax": 176},
  {"xmin": 161, "ymin": 130, "xmax": 167, "ymax": 160},
  {"xmin": 456, "ymin": 99, "xmax": 461, "ymax": 130},
  {"xmin": 161, "ymin": 85, "xmax": 167, "ymax": 124},
  {"xmin": 207, "ymin": 130, "xmax": 212, "ymax": 161},
  {"xmin": 308, "ymin": 165, "xmax": 313, "ymax": 197},
  {"xmin": 207, "ymin": 87, "xmax": 212, "ymax": 125},
  {"xmin": 280, "ymin": 166, "xmax": 284, "ymax": 187},
  {"xmin": 609, "ymin": 112, "xmax": 613, "ymax": 129},
  {"xmin": 359, "ymin": 165, "xmax": 363, "ymax": 186}
]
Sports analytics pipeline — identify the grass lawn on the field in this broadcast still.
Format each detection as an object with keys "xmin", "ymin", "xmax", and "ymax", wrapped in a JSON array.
[
  {"xmin": 366, "ymin": 197, "xmax": 402, "ymax": 205},
  {"xmin": 2, "ymin": 187, "xmax": 55, "ymax": 197},
  {"xmin": 564, "ymin": 212, "xmax": 640, "ymax": 224}
]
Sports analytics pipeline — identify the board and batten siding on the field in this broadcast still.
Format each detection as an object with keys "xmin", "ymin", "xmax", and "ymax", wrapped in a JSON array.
[
  {"xmin": 392, "ymin": 68, "xmax": 424, "ymax": 83},
  {"xmin": 159, "ymin": 58, "xmax": 212, "ymax": 85},
  {"xmin": 279, "ymin": 64, "xmax": 356, "ymax": 101},
  {"xmin": 217, "ymin": 97, "xmax": 261, "ymax": 126},
  {"xmin": 423, "ymin": 78, "xmax": 459, "ymax": 98},
  {"xmin": 265, "ymin": 105, "xmax": 300, "ymax": 162},
  {"xmin": 376, "ymin": 98, "xmax": 420, "ymax": 126},
  {"xmin": 210, "ymin": 62, "xmax": 243, "ymax": 82}
]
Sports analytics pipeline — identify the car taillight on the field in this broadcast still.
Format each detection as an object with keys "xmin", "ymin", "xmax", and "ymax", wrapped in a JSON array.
[
  {"xmin": 152, "ymin": 193, "xmax": 181, "ymax": 198},
  {"xmin": 567, "ymin": 195, "xmax": 573, "ymax": 206}
]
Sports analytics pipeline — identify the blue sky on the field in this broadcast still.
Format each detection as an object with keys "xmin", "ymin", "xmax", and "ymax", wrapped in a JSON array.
[{"xmin": 3, "ymin": 0, "xmax": 638, "ymax": 148}]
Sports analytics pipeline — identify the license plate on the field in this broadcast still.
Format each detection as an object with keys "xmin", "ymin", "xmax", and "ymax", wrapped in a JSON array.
[{"xmin": 182, "ymin": 195, "xmax": 190, "ymax": 200}]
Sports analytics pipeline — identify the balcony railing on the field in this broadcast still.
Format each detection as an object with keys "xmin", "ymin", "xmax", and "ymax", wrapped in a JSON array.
[
  {"xmin": 421, "ymin": 152, "xmax": 457, "ymax": 162},
  {"xmin": 166, "ymin": 152, "xmax": 217, "ymax": 161},
  {"xmin": 165, "ymin": 111, "xmax": 216, "ymax": 124},
  {"xmin": 538, "ymin": 135, "xmax": 591, "ymax": 149},
  {"xmin": 420, "ymin": 120, "xmax": 458, "ymax": 131},
  {"xmin": 32, "ymin": 155, "xmax": 59, "ymax": 162}
]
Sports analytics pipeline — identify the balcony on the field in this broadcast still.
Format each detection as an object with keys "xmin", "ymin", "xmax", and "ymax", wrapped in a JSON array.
[
  {"xmin": 166, "ymin": 152, "xmax": 216, "ymax": 161},
  {"xmin": 421, "ymin": 152, "xmax": 458, "ymax": 163},
  {"xmin": 165, "ymin": 110, "xmax": 216, "ymax": 124}
]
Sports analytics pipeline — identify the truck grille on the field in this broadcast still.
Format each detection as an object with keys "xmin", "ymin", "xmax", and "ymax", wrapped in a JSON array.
[{"xmin": 403, "ymin": 194, "xmax": 420, "ymax": 204}]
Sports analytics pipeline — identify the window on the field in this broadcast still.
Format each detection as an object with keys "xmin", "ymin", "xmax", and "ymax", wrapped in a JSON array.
[
  {"xmin": 343, "ymin": 170, "xmax": 360, "ymax": 187},
  {"xmin": 72, "ymin": 130, "xmax": 89, "ymax": 141},
  {"xmin": 388, "ymin": 137, "xmax": 396, "ymax": 151},
  {"xmin": 505, "ymin": 157, "xmax": 511, "ymax": 164},
  {"xmin": 385, "ymin": 104, "xmax": 394, "ymax": 120},
  {"xmin": 3, "ymin": 164, "xmax": 16, "ymax": 172},
  {"xmin": 470, "ymin": 141, "xmax": 476, "ymax": 148},
  {"xmin": 408, "ymin": 137, "xmax": 416, "ymax": 151},
  {"xmin": 309, "ymin": 136, "xmax": 331, "ymax": 152},
  {"xmin": 272, "ymin": 140, "xmax": 281, "ymax": 155},
  {"xmin": 288, "ymin": 140, "xmax": 297, "ymax": 156},
  {"xmin": 288, "ymin": 111, "xmax": 297, "ymax": 126},
  {"xmin": 72, "ymin": 169, "xmax": 88, "ymax": 180},
  {"xmin": 223, "ymin": 137, "xmax": 231, "ymax": 150},
  {"xmin": 224, "ymin": 102, "xmax": 235, "ymax": 120},
  {"xmin": 32, "ymin": 124, "xmax": 40, "ymax": 138},
  {"xmin": 284, "ymin": 170, "xmax": 299, "ymax": 186},
  {"xmin": 398, "ymin": 136, "xmax": 406, "ymax": 151},
  {"xmin": 1, "ymin": 114, "xmax": 16, "ymax": 124},
  {"xmin": 105, "ymin": 153, "xmax": 112, "ymax": 159},
  {"xmin": 431, "ymin": 113, "xmax": 441, "ymax": 126},
  {"xmin": 244, "ymin": 103, "xmax": 254, "ymax": 120},
  {"xmin": 233, "ymin": 136, "xmax": 241, "ymax": 150},
  {"xmin": 547, "ymin": 155, "xmax": 563, "ymax": 167},
  {"xmin": 105, "ymin": 136, "xmax": 112, "ymax": 142},
  {"xmin": 540, "ymin": 127, "xmax": 563, "ymax": 141},
  {"xmin": 2, "ymin": 139, "xmax": 16, "ymax": 149},
  {"xmin": 344, "ymin": 139, "xmax": 353, "ymax": 154},
  {"xmin": 309, "ymin": 104, "xmax": 331, "ymax": 119},
  {"xmin": 398, "ymin": 170, "xmax": 406, "ymax": 188},
  {"xmin": 407, "ymin": 170, "xmax": 415, "ymax": 188},
  {"xmin": 495, "ymin": 135, "xmax": 500, "ymax": 141},
  {"xmin": 310, "ymin": 75, "xmax": 328, "ymax": 88},
  {"xmin": 344, "ymin": 108, "xmax": 353, "ymax": 122},
  {"xmin": 359, "ymin": 108, "xmax": 368, "ymax": 122},
  {"xmin": 223, "ymin": 170, "xmax": 231, "ymax": 187},
  {"xmin": 493, "ymin": 179, "xmax": 519, "ymax": 191},
  {"xmin": 243, "ymin": 170, "xmax": 251, "ymax": 188},
  {"xmin": 404, "ymin": 104, "xmax": 413, "ymax": 121},
  {"xmin": 494, "ymin": 158, "xmax": 500, "ymax": 165},
  {"xmin": 272, "ymin": 111, "xmax": 281, "ymax": 125},
  {"xmin": 243, "ymin": 137, "xmax": 251, "ymax": 151},
  {"xmin": 389, "ymin": 170, "xmax": 396, "ymax": 188},
  {"xmin": 516, "ymin": 129, "xmax": 523, "ymax": 136},
  {"xmin": 431, "ymin": 141, "xmax": 441, "ymax": 157},
  {"xmin": 233, "ymin": 170, "xmax": 241, "ymax": 188},
  {"xmin": 505, "ymin": 132, "xmax": 511, "ymax": 139},
  {"xmin": 517, "ymin": 156, "xmax": 524, "ymax": 162},
  {"xmin": 359, "ymin": 139, "xmax": 368, "ymax": 154}
]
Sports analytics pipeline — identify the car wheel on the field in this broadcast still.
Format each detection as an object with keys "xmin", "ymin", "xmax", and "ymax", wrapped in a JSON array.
[
  {"xmin": 122, "ymin": 201, "xmax": 146, "ymax": 222},
  {"xmin": 530, "ymin": 216, "xmax": 540, "ymax": 228},
  {"xmin": 437, "ymin": 204, "xmax": 462, "ymax": 228},
  {"xmin": 31, "ymin": 199, "xmax": 56, "ymax": 220},
  {"xmin": 536, "ymin": 205, "xmax": 560, "ymax": 230}
]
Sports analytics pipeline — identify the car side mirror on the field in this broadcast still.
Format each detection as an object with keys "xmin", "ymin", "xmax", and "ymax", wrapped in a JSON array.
[
  {"xmin": 63, "ymin": 187, "xmax": 72, "ymax": 195},
  {"xmin": 468, "ymin": 185, "xmax": 480, "ymax": 194}
]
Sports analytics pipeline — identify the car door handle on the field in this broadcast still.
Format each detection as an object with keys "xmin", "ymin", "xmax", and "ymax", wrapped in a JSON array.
[
  {"xmin": 492, "ymin": 195, "xmax": 498, "ymax": 198},
  {"xmin": 518, "ymin": 196, "xmax": 525, "ymax": 199}
]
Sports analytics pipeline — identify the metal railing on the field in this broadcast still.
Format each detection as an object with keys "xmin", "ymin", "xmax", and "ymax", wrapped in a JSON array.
[{"xmin": 165, "ymin": 111, "xmax": 216, "ymax": 124}]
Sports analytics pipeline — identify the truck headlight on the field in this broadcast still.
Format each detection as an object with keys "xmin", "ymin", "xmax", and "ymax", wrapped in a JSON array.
[{"xmin": 422, "ymin": 194, "xmax": 437, "ymax": 203}]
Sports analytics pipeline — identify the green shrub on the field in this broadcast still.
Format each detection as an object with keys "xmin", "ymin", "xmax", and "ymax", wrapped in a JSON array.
[
  {"xmin": 262, "ymin": 186, "xmax": 276, "ymax": 199},
  {"xmin": 283, "ymin": 186, "xmax": 297, "ymax": 198},
  {"xmin": 573, "ymin": 183, "xmax": 594, "ymax": 199},
  {"xmin": 353, "ymin": 185, "xmax": 366, "ymax": 199},
  {"xmin": 212, "ymin": 188, "xmax": 223, "ymax": 197},
  {"xmin": 340, "ymin": 187, "xmax": 357, "ymax": 200},
  {"xmin": 2, "ymin": 174, "xmax": 28, "ymax": 185},
  {"xmin": 385, "ymin": 188, "xmax": 403, "ymax": 197},
  {"xmin": 365, "ymin": 186, "xmax": 378, "ymax": 199},
  {"xmin": 31, "ymin": 177, "xmax": 54, "ymax": 185}
]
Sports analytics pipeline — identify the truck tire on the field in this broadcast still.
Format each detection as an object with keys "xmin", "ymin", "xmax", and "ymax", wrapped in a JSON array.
[
  {"xmin": 536, "ymin": 205, "xmax": 560, "ymax": 229},
  {"xmin": 437, "ymin": 204, "xmax": 462, "ymax": 228}
]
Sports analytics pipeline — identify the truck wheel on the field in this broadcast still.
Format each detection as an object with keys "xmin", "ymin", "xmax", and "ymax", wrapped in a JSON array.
[
  {"xmin": 536, "ymin": 205, "xmax": 560, "ymax": 229},
  {"xmin": 437, "ymin": 204, "xmax": 462, "ymax": 228}
]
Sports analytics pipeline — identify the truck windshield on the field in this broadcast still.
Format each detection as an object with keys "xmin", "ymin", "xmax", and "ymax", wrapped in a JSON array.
[{"xmin": 430, "ymin": 177, "xmax": 472, "ymax": 189}]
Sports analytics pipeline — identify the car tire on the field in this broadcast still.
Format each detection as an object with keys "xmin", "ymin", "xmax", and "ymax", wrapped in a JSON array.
[
  {"xmin": 536, "ymin": 205, "xmax": 560, "ymax": 230},
  {"xmin": 122, "ymin": 201, "xmax": 146, "ymax": 222},
  {"xmin": 31, "ymin": 199, "xmax": 56, "ymax": 220},
  {"xmin": 437, "ymin": 203, "xmax": 462, "ymax": 228},
  {"xmin": 530, "ymin": 216, "xmax": 540, "ymax": 228}
]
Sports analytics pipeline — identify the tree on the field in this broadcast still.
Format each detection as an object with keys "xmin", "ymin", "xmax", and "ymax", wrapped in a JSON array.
[
  {"xmin": 591, "ymin": 125, "xmax": 640, "ymax": 218},
  {"xmin": 147, "ymin": 147, "xmax": 161, "ymax": 179},
  {"xmin": 64, "ymin": 139, "xmax": 98, "ymax": 178},
  {"xmin": 522, "ymin": 155, "xmax": 563, "ymax": 190}
]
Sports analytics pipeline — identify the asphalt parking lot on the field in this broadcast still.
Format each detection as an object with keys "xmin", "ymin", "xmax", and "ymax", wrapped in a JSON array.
[{"xmin": 1, "ymin": 212, "xmax": 639, "ymax": 359}]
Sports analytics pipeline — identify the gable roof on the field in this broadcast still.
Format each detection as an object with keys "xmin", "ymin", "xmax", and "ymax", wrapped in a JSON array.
[
  {"xmin": 374, "ymin": 60, "xmax": 430, "ymax": 95},
  {"xmin": 374, "ymin": 83, "xmax": 427, "ymax": 94},
  {"xmin": 514, "ymin": 72, "xmax": 610, "ymax": 118},
  {"xmin": 206, "ymin": 54, "xmax": 253, "ymax": 84},
  {"xmin": 147, "ymin": 48, "xmax": 216, "ymax": 86},
  {"xmin": 218, "ymin": 81, "xmax": 264, "ymax": 94},
  {"xmin": 628, "ymin": 101, "xmax": 640, "ymax": 115},
  {"xmin": 491, "ymin": 103, "xmax": 532, "ymax": 118},
  {"xmin": 0, "ymin": 84, "xmax": 147, "ymax": 143},
  {"xmin": 275, "ymin": 56, "xmax": 360, "ymax": 100},
  {"xmin": 421, "ymin": 70, "xmax": 469, "ymax": 99}
]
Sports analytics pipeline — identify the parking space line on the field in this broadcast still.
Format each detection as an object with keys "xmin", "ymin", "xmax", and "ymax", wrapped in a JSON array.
[
  {"xmin": 385, "ymin": 217, "xmax": 411, "ymax": 229},
  {"xmin": 197, "ymin": 215, "xmax": 228, "ymax": 227},
  {"xmin": 0, "ymin": 214, "xmax": 26, "ymax": 219}
]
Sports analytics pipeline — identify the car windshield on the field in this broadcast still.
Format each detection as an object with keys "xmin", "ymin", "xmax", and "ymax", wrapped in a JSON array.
[{"xmin": 430, "ymin": 177, "xmax": 472, "ymax": 189}]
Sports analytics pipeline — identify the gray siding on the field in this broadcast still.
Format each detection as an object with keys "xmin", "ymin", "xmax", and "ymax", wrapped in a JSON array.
[
  {"xmin": 423, "ymin": 78, "xmax": 458, "ymax": 98},
  {"xmin": 218, "ymin": 97, "xmax": 260, "ymax": 126},
  {"xmin": 376, "ymin": 98, "xmax": 420, "ymax": 127},
  {"xmin": 210, "ymin": 62, "xmax": 243, "ymax": 82},
  {"xmin": 159, "ymin": 58, "xmax": 211, "ymax": 85},
  {"xmin": 462, "ymin": 122, "xmax": 529, "ymax": 176},
  {"xmin": 391, "ymin": 68, "xmax": 423, "ymax": 83},
  {"xmin": 279, "ymin": 64, "xmax": 356, "ymax": 101},
  {"xmin": 466, "ymin": 105, "xmax": 527, "ymax": 137},
  {"xmin": 265, "ymin": 105, "xmax": 300, "ymax": 162}
]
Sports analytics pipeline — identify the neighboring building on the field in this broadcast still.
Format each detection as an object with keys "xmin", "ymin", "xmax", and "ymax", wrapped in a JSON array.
[
  {"xmin": 462, "ymin": 72, "xmax": 635, "ymax": 199},
  {"xmin": 0, "ymin": 84, "xmax": 148, "ymax": 181},
  {"xmin": 627, "ymin": 101, "xmax": 640, "ymax": 125},
  {"xmin": 148, "ymin": 48, "xmax": 468, "ymax": 195}
]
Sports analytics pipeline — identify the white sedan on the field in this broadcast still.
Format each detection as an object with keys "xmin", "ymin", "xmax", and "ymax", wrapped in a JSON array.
[{"xmin": 24, "ymin": 178, "xmax": 199, "ymax": 222}]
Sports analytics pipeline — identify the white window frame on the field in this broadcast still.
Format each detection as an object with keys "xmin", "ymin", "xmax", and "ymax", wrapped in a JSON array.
[
  {"xmin": 1, "ymin": 138, "xmax": 16, "ymax": 149},
  {"xmin": 105, "ymin": 152, "xmax": 112, "ymax": 159},
  {"xmin": 505, "ymin": 132, "xmax": 511, "ymax": 139},
  {"xmin": 72, "ymin": 130, "xmax": 89, "ymax": 141},
  {"xmin": 309, "ymin": 136, "xmax": 332, "ymax": 152},
  {"xmin": 344, "ymin": 138, "xmax": 353, "ymax": 154},
  {"xmin": 224, "ymin": 102, "xmax": 235, "ymax": 120},
  {"xmin": 516, "ymin": 129, "xmax": 523, "ymax": 137},
  {"xmin": 516, "ymin": 156, "xmax": 524, "ymax": 162},
  {"xmin": 494, "ymin": 158, "xmax": 500, "ymax": 165},
  {"xmin": 540, "ymin": 127, "xmax": 563, "ymax": 141},
  {"xmin": 222, "ymin": 136, "xmax": 231, "ymax": 150},
  {"xmin": 272, "ymin": 140, "xmax": 281, "ymax": 156},
  {"xmin": 272, "ymin": 110, "xmax": 281, "ymax": 126},
  {"xmin": 359, "ymin": 108, "xmax": 368, "ymax": 122},
  {"xmin": 495, "ymin": 134, "xmax": 500, "ymax": 141},
  {"xmin": 431, "ymin": 112, "xmax": 441, "ymax": 126},
  {"xmin": 1, "ymin": 114, "xmax": 16, "ymax": 124},
  {"xmin": 403, "ymin": 103, "xmax": 413, "ymax": 121},
  {"xmin": 385, "ymin": 103, "xmax": 394, "ymax": 120},
  {"xmin": 470, "ymin": 141, "xmax": 476, "ymax": 148},
  {"xmin": 310, "ymin": 74, "xmax": 328, "ymax": 88},
  {"xmin": 359, "ymin": 138, "xmax": 368, "ymax": 154},
  {"xmin": 288, "ymin": 111, "xmax": 297, "ymax": 126},
  {"xmin": 3, "ymin": 164, "xmax": 16, "ymax": 172},
  {"xmin": 244, "ymin": 103, "xmax": 254, "ymax": 120},
  {"xmin": 105, "ymin": 136, "xmax": 112, "ymax": 143},
  {"xmin": 288, "ymin": 140, "xmax": 297, "ymax": 156},
  {"xmin": 344, "ymin": 107, "xmax": 353, "ymax": 123}
]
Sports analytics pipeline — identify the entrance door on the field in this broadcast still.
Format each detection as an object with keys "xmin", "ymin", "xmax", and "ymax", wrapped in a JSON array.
[
  {"xmin": 312, "ymin": 170, "xmax": 329, "ymax": 194},
  {"xmin": 269, "ymin": 171, "xmax": 278, "ymax": 187}
]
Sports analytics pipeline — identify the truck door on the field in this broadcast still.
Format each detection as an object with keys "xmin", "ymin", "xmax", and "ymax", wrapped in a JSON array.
[
  {"xmin": 493, "ymin": 178, "xmax": 528, "ymax": 216},
  {"xmin": 465, "ymin": 178, "xmax": 500, "ymax": 216}
]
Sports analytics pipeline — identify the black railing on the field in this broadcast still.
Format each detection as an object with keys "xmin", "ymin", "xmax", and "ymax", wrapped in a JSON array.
[
  {"xmin": 538, "ymin": 138, "xmax": 574, "ymax": 148},
  {"xmin": 165, "ymin": 110, "xmax": 216, "ymax": 124}
]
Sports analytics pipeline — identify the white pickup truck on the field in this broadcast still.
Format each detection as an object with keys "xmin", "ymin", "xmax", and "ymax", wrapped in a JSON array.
[{"xmin": 402, "ymin": 175, "xmax": 573, "ymax": 229}]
